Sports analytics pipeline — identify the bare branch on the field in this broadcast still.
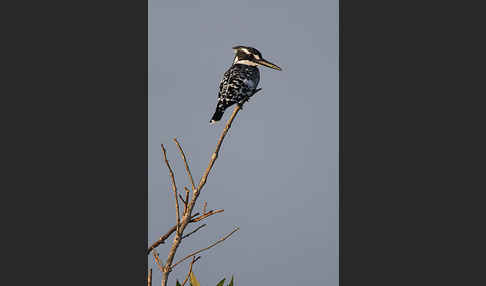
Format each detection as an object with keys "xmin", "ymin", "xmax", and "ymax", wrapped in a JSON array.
[
  {"xmin": 191, "ymin": 209, "xmax": 224, "ymax": 223},
  {"xmin": 169, "ymin": 185, "xmax": 181, "ymax": 232},
  {"xmin": 179, "ymin": 194, "xmax": 187, "ymax": 206},
  {"xmin": 196, "ymin": 89, "xmax": 260, "ymax": 193},
  {"xmin": 181, "ymin": 256, "xmax": 201, "ymax": 286},
  {"xmin": 203, "ymin": 201, "xmax": 207, "ymax": 214},
  {"xmin": 184, "ymin": 186, "xmax": 191, "ymax": 213},
  {"xmin": 160, "ymin": 210, "xmax": 228, "ymax": 284},
  {"xmin": 173, "ymin": 138, "xmax": 197, "ymax": 192},
  {"xmin": 147, "ymin": 210, "xmax": 223, "ymax": 255},
  {"xmin": 158, "ymin": 91, "xmax": 257, "ymax": 286},
  {"xmin": 182, "ymin": 224, "xmax": 207, "ymax": 239},
  {"xmin": 152, "ymin": 249, "xmax": 165, "ymax": 273},
  {"xmin": 147, "ymin": 213, "xmax": 200, "ymax": 255},
  {"xmin": 161, "ymin": 144, "xmax": 181, "ymax": 233},
  {"xmin": 148, "ymin": 268, "xmax": 152, "ymax": 286},
  {"xmin": 171, "ymin": 227, "xmax": 240, "ymax": 269}
]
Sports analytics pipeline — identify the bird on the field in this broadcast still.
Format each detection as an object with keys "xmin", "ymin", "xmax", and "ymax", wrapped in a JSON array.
[{"xmin": 210, "ymin": 46, "xmax": 282, "ymax": 124}]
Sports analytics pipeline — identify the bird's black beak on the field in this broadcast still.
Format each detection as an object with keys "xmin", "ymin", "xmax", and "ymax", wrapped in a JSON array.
[{"xmin": 256, "ymin": 58, "xmax": 282, "ymax": 71}]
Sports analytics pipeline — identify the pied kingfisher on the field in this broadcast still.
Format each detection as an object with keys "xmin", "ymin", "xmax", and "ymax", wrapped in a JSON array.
[{"xmin": 210, "ymin": 46, "xmax": 281, "ymax": 124}]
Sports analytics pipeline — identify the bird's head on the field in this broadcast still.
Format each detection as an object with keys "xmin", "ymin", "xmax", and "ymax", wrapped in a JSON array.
[{"xmin": 232, "ymin": 46, "xmax": 282, "ymax": 71}]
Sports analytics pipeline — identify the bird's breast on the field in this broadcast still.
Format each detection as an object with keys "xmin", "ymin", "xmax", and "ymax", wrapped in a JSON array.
[{"xmin": 243, "ymin": 78, "xmax": 257, "ymax": 90}]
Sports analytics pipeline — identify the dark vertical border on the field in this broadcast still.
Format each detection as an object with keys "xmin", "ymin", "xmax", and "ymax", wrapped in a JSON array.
[
  {"xmin": 4, "ymin": 0, "xmax": 148, "ymax": 284},
  {"xmin": 341, "ymin": 1, "xmax": 485, "ymax": 285}
]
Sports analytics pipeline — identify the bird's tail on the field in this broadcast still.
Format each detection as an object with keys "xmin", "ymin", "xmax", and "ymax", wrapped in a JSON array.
[{"xmin": 210, "ymin": 106, "xmax": 225, "ymax": 124}]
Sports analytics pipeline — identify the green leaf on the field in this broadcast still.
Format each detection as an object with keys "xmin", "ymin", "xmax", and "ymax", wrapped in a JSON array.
[
  {"xmin": 190, "ymin": 271, "xmax": 201, "ymax": 286},
  {"xmin": 176, "ymin": 280, "xmax": 182, "ymax": 286},
  {"xmin": 228, "ymin": 276, "xmax": 234, "ymax": 286},
  {"xmin": 216, "ymin": 278, "xmax": 226, "ymax": 286}
]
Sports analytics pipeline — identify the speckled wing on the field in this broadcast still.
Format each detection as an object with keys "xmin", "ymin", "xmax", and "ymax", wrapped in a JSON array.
[
  {"xmin": 210, "ymin": 64, "xmax": 260, "ymax": 123},
  {"xmin": 217, "ymin": 64, "xmax": 260, "ymax": 105}
]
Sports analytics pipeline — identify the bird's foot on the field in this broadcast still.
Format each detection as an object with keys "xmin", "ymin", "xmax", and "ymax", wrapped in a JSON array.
[
  {"xmin": 237, "ymin": 97, "xmax": 250, "ymax": 109},
  {"xmin": 252, "ymin": 88, "xmax": 262, "ymax": 96}
]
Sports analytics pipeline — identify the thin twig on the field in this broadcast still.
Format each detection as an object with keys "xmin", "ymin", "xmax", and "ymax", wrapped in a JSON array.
[
  {"xmin": 171, "ymin": 227, "xmax": 240, "ymax": 269},
  {"xmin": 148, "ymin": 268, "xmax": 152, "ymax": 286},
  {"xmin": 169, "ymin": 185, "xmax": 181, "ymax": 231},
  {"xmin": 179, "ymin": 194, "xmax": 187, "ymax": 206},
  {"xmin": 147, "ymin": 210, "xmax": 223, "ymax": 255},
  {"xmin": 147, "ymin": 213, "xmax": 200, "ymax": 255},
  {"xmin": 203, "ymin": 201, "xmax": 207, "ymax": 214},
  {"xmin": 173, "ymin": 138, "xmax": 196, "ymax": 192},
  {"xmin": 191, "ymin": 209, "xmax": 224, "ymax": 223},
  {"xmin": 181, "ymin": 256, "xmax": 201, "ymax": 286},
  {"xmin": 182, "ymin": 224, "xmax": 207, "ymax": 239},
  {"xmin": 196, "ymin": 89, "xmax": 260, "ymax": 193},
  {"xmin": 152, "ymin": 249, "xmax": 165, "ymax": 273},
  {"xmin": 161, "ymin": 144, "xmax": 181, "ymax": 233},
  {"xmin": 161, "ymin": 210, "xmax": 226, "ymax": 275},
  {"xmin": 184, "ymin": 186, "xmax": 191, "ymax": 212}
]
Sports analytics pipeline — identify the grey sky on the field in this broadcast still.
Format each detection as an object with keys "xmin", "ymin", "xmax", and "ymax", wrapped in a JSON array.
[{"xmin": 149, "ymin": 1, "xmax": 338, "ymax": 285}]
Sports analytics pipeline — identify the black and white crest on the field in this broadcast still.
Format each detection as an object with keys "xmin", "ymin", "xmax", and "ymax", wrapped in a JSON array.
[{"xmin": 210, "ymin": 46, "xmax": 281, "ymax": 124}]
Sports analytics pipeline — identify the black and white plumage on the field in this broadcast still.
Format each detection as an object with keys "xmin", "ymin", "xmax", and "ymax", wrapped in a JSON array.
[{"xmin": 210, "ymin": 46, "xmax": 281, "ymax": 124}]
